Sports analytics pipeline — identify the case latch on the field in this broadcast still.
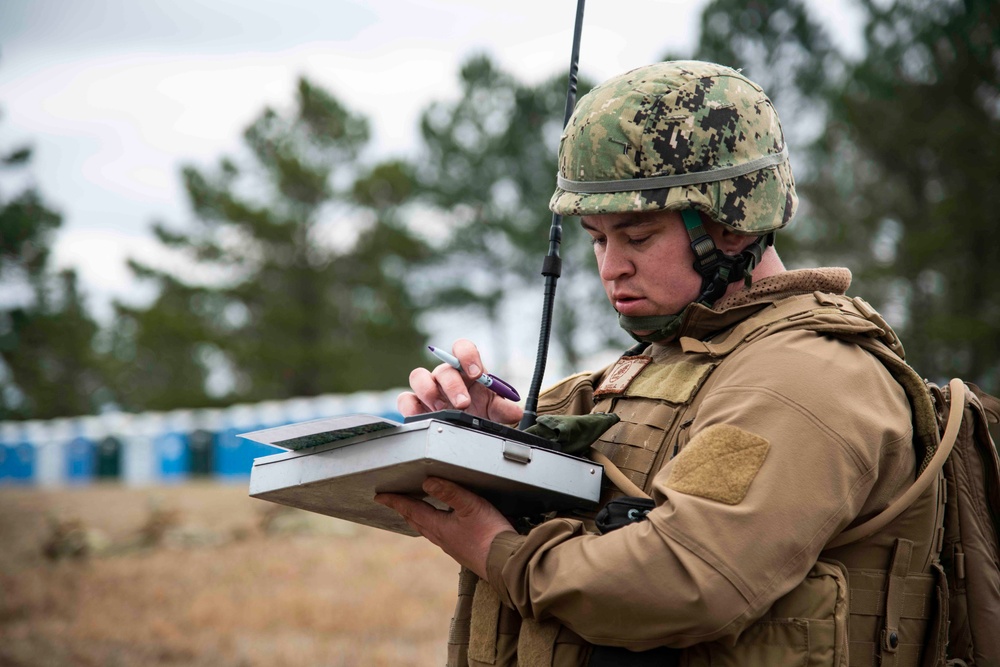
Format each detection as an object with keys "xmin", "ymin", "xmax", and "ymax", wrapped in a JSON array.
[{"xmin": 502, "ymin": 441, "xmax": 533, "ymax": 464}]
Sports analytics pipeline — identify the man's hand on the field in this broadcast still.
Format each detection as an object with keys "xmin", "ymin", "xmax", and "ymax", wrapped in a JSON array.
[
  {"xmin": 374, "ymin": 477, "xmax": 515, "ymax": 580},
  {"xmin": 397, "ymin": 338, "xmax": 524, "ymax": 424}
]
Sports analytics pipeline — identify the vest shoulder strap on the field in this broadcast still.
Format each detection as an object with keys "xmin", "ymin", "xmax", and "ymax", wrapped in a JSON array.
[
  {"xmin": 679, "ymin": 292, "xmax": 903, "ymax": 359},
  {"xmin": 682, "ymin": 291, "xmax": 941, "ymax": 475},
  {"xmin": 678, "ymin": 289, "xmax": 947, "ymax": 546}
]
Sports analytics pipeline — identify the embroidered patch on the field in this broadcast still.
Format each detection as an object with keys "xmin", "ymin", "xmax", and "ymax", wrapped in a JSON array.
[
  {"xmin": 594, "ymin": 356, "xmax": 652, "ymax": 399},
  {"xmin": 666, "ymin": 424, "xmax": 770, "ymax": 505}
]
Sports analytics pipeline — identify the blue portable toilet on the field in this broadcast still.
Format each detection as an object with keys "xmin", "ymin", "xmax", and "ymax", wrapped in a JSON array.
[
  {"xmin": 216, "ymin": 403, "xmax": 280, "ymax": 479},
  {"xmin": 216, "ymin": 404, "xmax": 251, "ymax": 479},
  {"xmin": 0, "ymin": 422, "xmax": 35, "ymax": 484},
  {"xmin": 0, "ymin": 422, "xmax": 14, "ymax": 482},
  {"xmin": 1, "ymin": 422, "xmax": 39, "ymax": 485},
  {"xmin": 156, "ymin": 410, "xmax": 198, "ymax": 483},
  {"xmin": 6, "ymin": 431, "xmax": 36, "ymax": 484},
  {"xmin": 65, "ymin": 434, "xmax": 96, "ymax": 484},
  {"xmin": 216, "ymin": 425, "xmax": 278, "ymax": 479},
  {"xmin": 155, "ymin": 432, "xmax": 189, "ymax": 482},
  {"xmin": 0, "ymin": 431, "xmax": 8, "ymax": 483},
  {"xmin": 215, "ymin": 426, "xmax": 243, "ymax": 479}
]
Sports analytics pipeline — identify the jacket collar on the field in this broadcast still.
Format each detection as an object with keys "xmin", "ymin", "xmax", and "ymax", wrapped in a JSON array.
[{"xmin": 658, "ymin": 268, "xmax": 854, "ymax": 347}]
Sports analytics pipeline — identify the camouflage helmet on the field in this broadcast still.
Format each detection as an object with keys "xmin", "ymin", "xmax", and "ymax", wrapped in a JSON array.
[{"xmin": 549, "ymin": 61, "xmax": 797, "ymax": 234}]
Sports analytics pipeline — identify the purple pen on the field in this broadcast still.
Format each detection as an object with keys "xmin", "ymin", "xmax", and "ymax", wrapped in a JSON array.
[{"xmin": 427, "ymin": 346, "xmax": 521, "ymax": 402}]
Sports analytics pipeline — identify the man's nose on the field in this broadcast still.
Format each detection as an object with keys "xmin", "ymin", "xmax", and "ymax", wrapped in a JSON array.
[{"xmin": 599, "ymin": 243, "xmax": 634, "ymax": 281}]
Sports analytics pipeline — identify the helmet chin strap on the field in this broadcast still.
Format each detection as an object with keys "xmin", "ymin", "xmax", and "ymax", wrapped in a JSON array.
[
  {"xmin": 618, "ymin": 209, "xmax": 774, "ymax": 344},
  {"xmin": 618, "ymin": 309, "xmax": 691, "ymax": 344}
]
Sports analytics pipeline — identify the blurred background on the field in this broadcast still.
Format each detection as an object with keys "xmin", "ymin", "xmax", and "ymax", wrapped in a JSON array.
[{"xmin": 0, "ymin": 0, "xmax": 997, "ymax": 664}]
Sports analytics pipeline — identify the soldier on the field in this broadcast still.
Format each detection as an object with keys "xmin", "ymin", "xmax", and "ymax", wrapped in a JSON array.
[{"xmin": 377, "ymin": 61, "xmax": 944, "ymax": 667}]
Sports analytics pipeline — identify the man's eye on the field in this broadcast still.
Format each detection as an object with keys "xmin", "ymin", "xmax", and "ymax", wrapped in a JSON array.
[
  {"xmin": 628, "ymin": 236, "xmax": 650, "ymax": 246},
  {"xmin": 590, "ymin": 236, "xmax": 606, "ymax": 247}
]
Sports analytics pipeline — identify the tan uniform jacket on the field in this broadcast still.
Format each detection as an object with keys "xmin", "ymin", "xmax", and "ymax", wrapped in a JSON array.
[{"xmin": 448, "ymin": 269, "xmax": 944, "ymax": 667}]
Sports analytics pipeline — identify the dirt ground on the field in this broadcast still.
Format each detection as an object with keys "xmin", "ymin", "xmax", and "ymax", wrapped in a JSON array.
[{"xmin": 0, "ymin": 482, "xmax": 459, "ymax": 666}]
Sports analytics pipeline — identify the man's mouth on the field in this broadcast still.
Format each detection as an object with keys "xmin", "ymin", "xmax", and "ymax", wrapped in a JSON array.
[{"xmin": 612, "ymin": 294, "xmax": 646, "ymax": 314}]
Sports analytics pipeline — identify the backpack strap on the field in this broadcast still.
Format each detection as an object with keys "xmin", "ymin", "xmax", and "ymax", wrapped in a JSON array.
[
  {"xmin": 826, "ymin": 378, "xmax": 966, "ymax": 550},
  {"xmin": 967, "ymin": 383, "xmax": 1000, "ymax": 424}
]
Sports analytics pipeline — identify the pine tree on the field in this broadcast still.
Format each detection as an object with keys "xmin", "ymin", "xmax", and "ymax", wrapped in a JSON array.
[
  {"xmin": 108, "ymin": 79, "xmax": 430, "ymax": 409},
  {"xmin": 0, "ymin": 129, "xmax": 105, "ymax": 418}
]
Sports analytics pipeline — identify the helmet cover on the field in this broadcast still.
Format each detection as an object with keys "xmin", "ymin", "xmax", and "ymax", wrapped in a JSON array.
[{"xmin": 550, "ymin": 61, "xmax": 797, "ymax": 234}]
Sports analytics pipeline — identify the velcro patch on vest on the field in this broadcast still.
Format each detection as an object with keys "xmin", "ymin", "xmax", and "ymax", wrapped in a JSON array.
[
  {"xmin": 624, "ymin": 359, "xmax": 717, "ymax": 404},
  {"xmin": 666, "ymin": 424, "xmax": 770, "ymax": 505},
  {"xmin": 594, "ymin": 356, "xmax": 652, "ymax": 399},
  {"xmin": 516, "ymin": 618, "xmax": 561, "ymax": 667},
  {"xmin": 468, "ymin": 578, "xmax": 501, "ymax": 664}
]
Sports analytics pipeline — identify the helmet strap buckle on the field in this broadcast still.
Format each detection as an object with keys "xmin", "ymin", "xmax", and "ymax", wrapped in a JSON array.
[{"xmin": 681, "ymin": 209, "xmax": 774, "ymax": 308}]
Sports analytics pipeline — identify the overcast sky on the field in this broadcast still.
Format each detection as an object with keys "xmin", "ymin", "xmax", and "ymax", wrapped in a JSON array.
[{"xmin": 0, "ymin": 0, "xmax": 864, "ymax": 375}]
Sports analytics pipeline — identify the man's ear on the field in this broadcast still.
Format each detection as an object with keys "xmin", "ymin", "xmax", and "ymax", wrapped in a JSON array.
[
  {"xmin": 701, "ymin": 213, "xmax": 757, "ymax": 255},
  {"xmin": 716, "ymin": 228, "xmax": 759, "ymax": 255}
]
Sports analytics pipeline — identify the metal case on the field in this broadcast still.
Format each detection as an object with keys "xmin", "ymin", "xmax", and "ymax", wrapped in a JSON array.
[{"xmin": 248, "ymin": 416, "xmax": 603, "ymax": 536}]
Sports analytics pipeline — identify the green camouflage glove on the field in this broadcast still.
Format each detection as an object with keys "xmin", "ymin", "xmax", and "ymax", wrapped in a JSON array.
[{"xmin": 525, "ymin": 413, "xmax": 620, "ymax": 456}]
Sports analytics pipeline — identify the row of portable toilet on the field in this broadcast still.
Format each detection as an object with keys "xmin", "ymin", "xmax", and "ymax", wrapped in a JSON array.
[{"xmin": 0, "ymin": 390, "xmax": 404, "ymax": 486}]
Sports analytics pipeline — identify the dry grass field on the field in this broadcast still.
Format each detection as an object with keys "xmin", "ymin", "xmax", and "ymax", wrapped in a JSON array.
[{"xmin": 0, "ymin": 482, "xmax": 459, "ymax": 666}]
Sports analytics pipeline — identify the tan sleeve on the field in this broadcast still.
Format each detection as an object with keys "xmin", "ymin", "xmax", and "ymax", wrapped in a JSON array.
[
  {"xmin": 485, "ymin": 330, "xmax": 915, "ymax": 649},
  {"xmin": 536, "ymin": 367, "xmax": 609, "ymax": 417}
]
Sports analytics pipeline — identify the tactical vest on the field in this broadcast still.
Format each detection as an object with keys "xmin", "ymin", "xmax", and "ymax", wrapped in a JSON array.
[{"xmin": 447, "ymin": 291, "xmax": 946, "ymax": 667}]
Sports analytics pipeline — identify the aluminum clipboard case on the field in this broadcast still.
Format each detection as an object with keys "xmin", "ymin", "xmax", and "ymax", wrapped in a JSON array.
[{"xmin": 246, "ymin": 412, "xmax": 604, "ymax": 536}]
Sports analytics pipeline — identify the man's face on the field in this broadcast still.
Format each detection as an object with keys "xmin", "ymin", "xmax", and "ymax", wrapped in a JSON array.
[{"xmin": 580, "ymin": 210, "xmax": 702, "ymax": 321}]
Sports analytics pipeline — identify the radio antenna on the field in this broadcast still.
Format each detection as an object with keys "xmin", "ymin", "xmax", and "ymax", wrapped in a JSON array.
[{"xmin": 518, "ymin": 0, "xmax": 586, "ymax": 430}]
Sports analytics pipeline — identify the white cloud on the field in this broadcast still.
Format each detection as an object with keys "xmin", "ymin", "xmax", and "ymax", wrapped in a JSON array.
[{"xmin": 49, "ymin": 227, "xmax": 162, "ymax": 319}]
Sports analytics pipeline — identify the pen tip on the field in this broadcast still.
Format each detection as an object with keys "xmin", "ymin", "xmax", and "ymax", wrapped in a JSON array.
[{"xmin": 427, "ymin": 345, "xmax": 435, "ymax": 352}]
